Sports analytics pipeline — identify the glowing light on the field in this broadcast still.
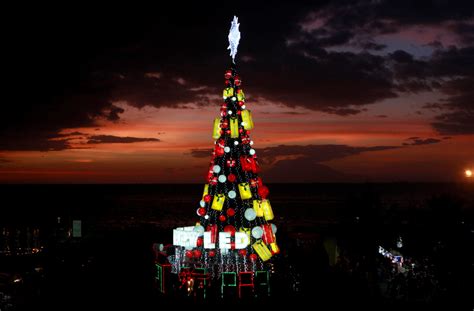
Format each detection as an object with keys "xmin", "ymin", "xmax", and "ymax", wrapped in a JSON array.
[
  {"xmin": 227, "ymin": 16, "xmax": 241, "ymax": 62},
  {"xmin": 465, "ymin": 169, "xmax": 472, "ymax": 178}
]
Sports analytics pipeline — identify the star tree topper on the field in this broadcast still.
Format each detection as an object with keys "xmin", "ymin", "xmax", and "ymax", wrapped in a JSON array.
[{"xmin": 228, "ymin": 16, "xmax": 241, "ymax": 63}]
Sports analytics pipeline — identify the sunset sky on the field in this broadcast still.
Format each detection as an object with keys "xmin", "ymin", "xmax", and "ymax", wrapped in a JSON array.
[{"xmin": 1, "ymin": 1, "xmax": 473, "ymax": 183}]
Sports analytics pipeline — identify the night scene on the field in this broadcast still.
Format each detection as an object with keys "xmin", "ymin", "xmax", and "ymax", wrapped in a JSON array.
[{"xmin": 1, "ymin": 1, "xmax": 473, "ymax": 310}]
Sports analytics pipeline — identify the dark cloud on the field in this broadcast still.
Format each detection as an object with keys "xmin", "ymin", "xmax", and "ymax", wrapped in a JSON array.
[
  {"xmin": 0, "ymin": 157, "xmax": 11, "ymax": 164},
  {"xmin": 403, "ymin": 138, "xmax": 442, "ymax": 146},
  {"xmin": 258, "ymin": 144, "xmax": 399, "ymax": 165},
  {"xmin": 282, "ymin": 111, "xmax": 305, "ymax": 115},
  {"xmin": 0, "ymin": 131, "xmax": 73, "ymax": 151},
  {"xmin": 55, "ymin": 132, "xmax": 87, "ymax": 137},
  {"xmin": 106, "ymin": 105, "xmax": 125, "ymax": 122},
  {"xmin": 2, "ymin": 1, "xmax": 474, "ymax": 153},
  {"xmin": 428, "ymin": 77, "xmax": 474, "ymax": 134},
  {"xmin": 297, "ymin": 1, "xmax": 474, "ymax": 50},
  {"xmin": 189, "ymin": 148, "xmax": 213, "ymax": 158},
  {"xmin": 87, "ymin": 135, "xmax": 160, "ymax": 144},
  {"xmin": 386, "ymin": 47, "xmax": 474, "ymax": 135},
  {"xmin": 432, "ymin": 110, "xmax": 474, "ymax": 135}
]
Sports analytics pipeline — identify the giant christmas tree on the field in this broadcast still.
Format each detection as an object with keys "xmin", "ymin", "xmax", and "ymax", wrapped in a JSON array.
[{"xmin": 168, "ymin": 17, "xmax": 279, "ymax": 295}]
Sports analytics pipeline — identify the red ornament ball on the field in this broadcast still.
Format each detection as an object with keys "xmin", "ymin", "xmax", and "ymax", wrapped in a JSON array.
[
  {"xmin": 185, "ymin": 250, "xmax": 193, "ymax": 258},
  {"xmin": 197, "ymin": 207, "xmax": 206, "ymax": 216},
  {"xmin": 210, "ymin": 176, "xmax": 218, "ymax": 185},
  {"xmin": 214, "ymin": 146, "xmax": 224, "ymax": 157},
  {"xmin": 225, "ymin": 80, "xmax": 231, "ymax": 86},
  {"xmin": 226, "ymin": 208, "xmax": 235, "ymax": 217},
  {"xmin": 238, "ymin": 101, "xmax": 245, "ymax": 107},
  {"xmin": 221, "ymin": 120, "xmax": 229, "ymax": 128},
  {"xmin": 239, "ymin": 128, "xmax": 244, "ymax": 133},
  {"xmin": 227, "ymin": 173, "xmax": 236, "ymax": 182},
  {"xmin": 204, "ymin": 194, "xmax": 212, "ymax": 203},
  {"xmin": 223, "ymin": 225, "xmax": 236, "ymax": 235},
  {"xmin": 196, "ymin": 237, "xmax": 203, "ymax": 247},
  {"xmin": 226, "ymin": 130, "xmax": 231, "ymax": 134},
  {"xmin": 258, "ymin": 185, "xmax": 270, "ymax": 199},
  {"xmin": 224, "ymin": 70, "xmax": 232, "ymax": 79},
  {"xmin": 219, "ymin": 215, "xmax": 226, "ymax": 222},
  {"xmin": 238, "ymin": 249, "xmax": 247, "ymax": 256},
  {"xmin": 193, "ymin": 249, "xmax": 202, "ymax": 258},
  {"xmin": 208, "ymin": 250, "xmax": 216, "ymax": 257},
  {"xmin": 249, "ymin": 253, "xmax": 258, "ymax": 261},
  {"xmin": 234, "ymin": 76, "xmax": 241, "ymax": 86}
]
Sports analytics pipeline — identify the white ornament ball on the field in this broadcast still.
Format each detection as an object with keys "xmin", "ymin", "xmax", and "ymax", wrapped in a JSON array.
[
  {"xmin": 194, "ymin": 225, "xmax": 205, "ymax": 236},
  {"xmin": 228, "ymin": 110, "xmax": 233, "ymax": 115},
  {"xmin": 241, "ymin": 121, "xmax": 246, "ymax": 126},
  {"xmin": 228, "ymin": 190, "xmax": 236, "ymax": 199},
  {"xmin": 251, "ymin": 226, "xmax": 263, "ymax": 239},
  {"xmin": 204, "ymin": 214, "xmax": 210, "ymax": 220},
  {"xmin": 234, "ymin": 141, "xmax": 239, "ymax": 145},
  {"xmin": 218, "ymin": 175, "xmax": 227, "ymax": 183},
  {"xmin": 271, "ymin": 223, "xmax": 277, "ymax": 234},
  {"xmin": 231, "ymin": 96, "xmax": 236, "ymax": 101},
  {"xmin": 242, "ymin": 105, "xmax": 246, "ymax": 109},
  {"xmin": 249, "ymin": 149, "xmax": 256, "ymax": 155},
  {"xmin": 224, "ymin": 146, "xmax": 231, "ymax": 153},
  {"xmin": 200, "ymin": 200, "xmax": 206, "ymax": 207},
  {"xmin": 250, "ymin": 140, "xmax": 254, "ymax": 145},
  {"xmin": 244, "ymin": 208, "xmax": 257, "ymax": 221},
  {"xmin": 213, "ymin": 165, "xmax": 221, "ymax": 173}
]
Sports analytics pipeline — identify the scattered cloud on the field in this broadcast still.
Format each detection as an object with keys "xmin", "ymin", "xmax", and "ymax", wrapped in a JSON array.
[
  {"xmin": 144, "ymin": 72, "xmax": 162, "ymax": 79},
  {"xmin": 188, "ymin": 148, "xmax": 213, "ymax": 158},
  {"xmin": 87, "ymin": 135, "xmax": 160, "ymax": 144},
  {"xmin": 403, "ymin": 137, "xmax": 442, "ymax": 146},
  {"xmin": 258, "ymin": 144, "xmax": 399, "ymax": 165}
]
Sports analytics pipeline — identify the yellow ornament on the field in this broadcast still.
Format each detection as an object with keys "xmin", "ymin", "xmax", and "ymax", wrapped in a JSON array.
[
  {"xmin": 223, "ymin": 87, "xmax": 234, "ymax": 98},
  {"xmin": 253, "ymin": 200, "xmax": 264, "ymax": 217},
  {"xmin": 212, "ymin": 117, "xmax": 221, "ymax": 139},
  {"xmin": 230, "ymin": 116, "xmax": 239, "ymax": 138},
  {"xmin": 252, "ymin": 240, "xmax": 272, "ymax": 261},
  {"xmin": 211, "ymin": 194, "xmax": 225, "ymax": 211},
  {"xmin": 241, "ymin": 110, "xmax": 254, "ymax": 130},
  {"xmin": 238, "ymin": 182, "xmax": 252, "ymax": 200}
]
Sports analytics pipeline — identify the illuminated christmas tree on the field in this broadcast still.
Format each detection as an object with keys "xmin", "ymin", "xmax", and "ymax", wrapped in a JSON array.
[{"xmin": 167, "ymin": 16, "xmax": 279, "ymax": 297}]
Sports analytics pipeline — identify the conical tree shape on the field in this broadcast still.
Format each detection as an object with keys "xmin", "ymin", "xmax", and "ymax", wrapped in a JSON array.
[{"xmin": 172, "ymin": 65, "xmax": 279, "ymax": 279}]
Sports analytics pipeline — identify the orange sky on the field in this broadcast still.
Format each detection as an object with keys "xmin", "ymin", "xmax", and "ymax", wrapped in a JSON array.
[{"xmin": 1, "ymin": 96, "xmax": 472, "ymax": 183}]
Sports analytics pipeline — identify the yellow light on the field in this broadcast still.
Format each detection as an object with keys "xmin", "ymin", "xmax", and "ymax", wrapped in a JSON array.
[{"xmin": 466, "ymin": 169, "xmax": 473, "ymax": 178}]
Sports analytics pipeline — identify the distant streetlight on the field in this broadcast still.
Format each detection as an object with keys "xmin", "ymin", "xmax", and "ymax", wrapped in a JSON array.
[{"xmin": 466, "ymin": 169, "xmax": 473, "ymax": 178}]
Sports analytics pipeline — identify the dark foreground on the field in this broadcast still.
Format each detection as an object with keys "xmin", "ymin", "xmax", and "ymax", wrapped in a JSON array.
[{"xmin": 0, "ymin": 183, "xmax": 473, "ymax": 309}]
